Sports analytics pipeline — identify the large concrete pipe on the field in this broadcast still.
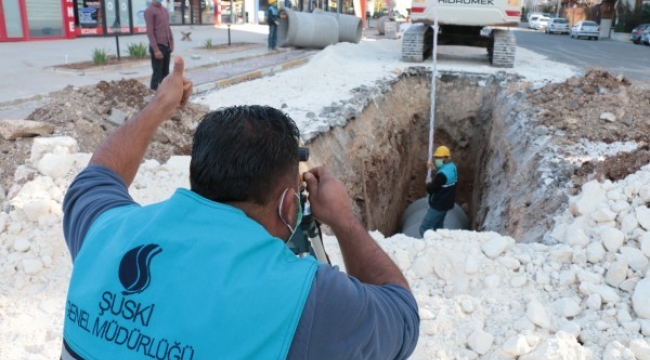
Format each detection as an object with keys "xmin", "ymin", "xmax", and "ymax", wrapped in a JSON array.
[
  {"xmin": 400, "ymin": 197, "xmax": 470, "ymax": 238},
  {"xmin": 314, "ymin": 9, "xmax": 362, "ymax": 43},
  {"xmin": 277, "ymin": 9, "xmax": 339, "ymax": 48}
]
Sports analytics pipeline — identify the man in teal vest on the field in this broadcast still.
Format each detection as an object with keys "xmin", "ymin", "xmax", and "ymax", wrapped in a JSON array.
[
  {"xmin": 61, "ymin": 56, "xmax": 419, "ymax": 359},
  {"xmin": 419, "ymin": 145, "xmax": 458, "ymax": 237}
]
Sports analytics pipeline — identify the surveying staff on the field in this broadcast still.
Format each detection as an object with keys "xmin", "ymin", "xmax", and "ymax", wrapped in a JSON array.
[
  {"xmin": 144, "ymin": 0, "xmax": 173, "ymax": 90},
  {"xmin": 419, "ymin": 145, "xmax": 458, "ymax": 236},
  {"xmin": 61, "ymin": 56, "xmax": 419, "ymax": 359}
]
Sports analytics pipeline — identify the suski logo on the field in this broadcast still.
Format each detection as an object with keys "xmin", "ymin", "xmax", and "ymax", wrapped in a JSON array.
[{"xmin": 118, "ymin": 244, "xmax": 162, "ymax": 295}]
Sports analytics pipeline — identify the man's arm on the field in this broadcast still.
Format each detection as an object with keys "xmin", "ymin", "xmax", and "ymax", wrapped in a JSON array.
[
  {"xmin": 425, "ymin": 172, "xmax": 447, "ymax": 194},
  {"xmin": 89, "ymin": 56, "xmax": 192, "ymax": 186},
  {"xmin": 304, "ymin": 167, "xmax": 410, "ymax": 290}
]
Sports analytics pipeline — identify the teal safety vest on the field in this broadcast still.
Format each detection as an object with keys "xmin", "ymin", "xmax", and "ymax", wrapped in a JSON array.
[{"xmin": 63, "ymin": 189, "xmax": 319, "ymax": 359}]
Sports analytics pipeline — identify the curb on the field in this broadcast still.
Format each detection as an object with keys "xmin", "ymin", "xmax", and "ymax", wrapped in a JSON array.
[{"xmin": 192, "ymin": 55, "xmax": 312, "ymax": 95}]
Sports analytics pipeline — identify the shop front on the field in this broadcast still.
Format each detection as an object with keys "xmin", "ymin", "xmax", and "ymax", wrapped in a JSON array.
[
  {"xmin": 0, "ymin": 0, "xmax": 218, "ymax": 41},
  {"xmin": 0, "ymin": 0, "xmax": 72, "ymax": 41}
]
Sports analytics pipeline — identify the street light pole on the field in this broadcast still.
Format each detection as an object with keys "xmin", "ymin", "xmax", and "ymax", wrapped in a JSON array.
[{"xmin": 556, "ymin": 0, "xmax": 560, "ymax": 17}]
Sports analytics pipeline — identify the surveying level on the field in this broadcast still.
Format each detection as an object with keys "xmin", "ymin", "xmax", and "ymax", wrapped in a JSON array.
[{"xmin": 286, "ymin": 147, "xmax": 330, "ymax": 264}]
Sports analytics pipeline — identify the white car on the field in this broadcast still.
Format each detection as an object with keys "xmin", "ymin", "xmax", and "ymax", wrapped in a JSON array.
[
  {"xmin": 546, "ymin": 17, "xmax": 570, "ymax": 34},
  {"xmin": 530, "ymin": 16, "xmax": 550, "ymax": 30},
  {"xmin": 571, "ymin": 20, "xmax": 600, "ymax": 40}
]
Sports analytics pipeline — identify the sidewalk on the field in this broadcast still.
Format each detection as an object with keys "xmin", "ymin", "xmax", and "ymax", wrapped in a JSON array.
[{"xmin": 0, "ymin": 24, "xmax": 298, "ymax": 105}]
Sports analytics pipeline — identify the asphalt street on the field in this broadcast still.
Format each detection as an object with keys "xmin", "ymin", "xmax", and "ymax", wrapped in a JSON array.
[{"xmin": 514, "ymin": 28, "xmax": 650, "ymax": 82}]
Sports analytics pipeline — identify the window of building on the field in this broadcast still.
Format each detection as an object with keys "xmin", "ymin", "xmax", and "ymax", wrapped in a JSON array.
[{"xmin": 26, "ymin": 0, "xmax": 64, "ymax": 37}]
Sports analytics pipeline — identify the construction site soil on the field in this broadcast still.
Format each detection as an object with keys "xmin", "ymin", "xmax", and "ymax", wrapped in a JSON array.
[{"xmin": 0, "ymin": 68, "xmax": 647, "ymax": 235}]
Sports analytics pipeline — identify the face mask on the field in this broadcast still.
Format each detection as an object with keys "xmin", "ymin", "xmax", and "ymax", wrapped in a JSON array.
[
  {"xmin": 435, "ymin": 159, "xmax": 444, "ymax": 168},
  {"xmin": 278, "ymin": 188, "xmax": 302, "ymax": 239}
]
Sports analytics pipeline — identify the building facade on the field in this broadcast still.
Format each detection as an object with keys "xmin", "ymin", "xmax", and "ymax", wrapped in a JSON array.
[{"xmin": 0, "ymin": 0, "xmax": 217, "ymax": 42}]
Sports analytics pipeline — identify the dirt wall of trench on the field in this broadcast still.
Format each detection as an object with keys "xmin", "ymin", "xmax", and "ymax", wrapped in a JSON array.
[{"xmin": 303, "ymin": 70, "xmax": 504, "ymax": 237}]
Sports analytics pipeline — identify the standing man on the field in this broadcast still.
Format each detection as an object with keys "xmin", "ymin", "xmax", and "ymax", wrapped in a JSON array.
[
  {"xmin": 419, "ymin": 145, "xmax": 458, "ymax": 236},
  {"xmin": 267, "ymin": 0, "xmax": 278, "ymax": 50},
  {"xmin": 145, "ymin": 0, "xmax": 174, "ymax": 90},
  {"xmin": 60, "ymin": 56, "xmax": 419, "ymax": 359}
]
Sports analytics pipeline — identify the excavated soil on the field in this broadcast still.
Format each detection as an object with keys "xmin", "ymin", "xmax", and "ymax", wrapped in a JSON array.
[
  {"xmin": 527, "ymin": 68, "xmax": 650, "ymax": 193},
  {"xmin": 0, "ymin": 79, "xmax": 208, "ymax": 194}
]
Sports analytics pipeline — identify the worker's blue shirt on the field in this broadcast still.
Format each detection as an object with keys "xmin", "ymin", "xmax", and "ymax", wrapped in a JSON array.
[
  {"xmin": 62, "ymin": 165, "xmax": 420, "ymax": 359},
  {"xmin": 426, "ymin": 162, "xmax": 457, "ymax": 211}
]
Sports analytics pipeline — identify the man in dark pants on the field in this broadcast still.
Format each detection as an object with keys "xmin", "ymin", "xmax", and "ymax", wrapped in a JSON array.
[
  {"xmin": 419, "ymin": 145, "xmax": 458, "ymax": 236},
  {"xmin": 267, "ymin": 0, "xmax": 278, "ymax": 50},
  {"xmin": 145, "ymin": 0, "xmax": 174, "ymax": 90}
]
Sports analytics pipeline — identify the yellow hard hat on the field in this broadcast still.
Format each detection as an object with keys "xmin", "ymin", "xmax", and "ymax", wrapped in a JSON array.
[{"xmin": 434, "ymin": 146, "xmax": 450, "ymax": 158}]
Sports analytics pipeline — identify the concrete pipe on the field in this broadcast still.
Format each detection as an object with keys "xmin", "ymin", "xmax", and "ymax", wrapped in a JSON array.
[
  {"xmin": 277, "ymin": 9, "xmax": 339, "ymax": 49},
  {"xmin": 400, "ymin": 197, "xmax": 470, "ymax": 238},
  {"xmin": 314, "ymin": 10, "xmax": 362, "ymax": 43}
]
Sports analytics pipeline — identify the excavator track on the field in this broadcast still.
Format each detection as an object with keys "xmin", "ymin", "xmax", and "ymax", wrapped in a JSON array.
[
  {"xmin": 489, "ymin": 29, "xmax": 516, "ymax": 68},
  {"xmin": 402, "ymin": 24, "xmax": 433, "ymax": 62}
]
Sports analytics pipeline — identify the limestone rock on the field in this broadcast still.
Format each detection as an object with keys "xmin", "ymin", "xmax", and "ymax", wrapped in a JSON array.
[
  {"xmin": 502, "ymin": 334, "xmax": 531, "ymax": 357},
  {"xmin": 637, "ymin": 206, "xmax": 650, "ymax": 231},
  {"xmin": 0, "ymin": 119, "xmax": 55, "ymax": 140},
  {"xmin": 619, "ymin": 247, "xmax": 648, "ymax": 272},
  {"xmin": 600, "ymin": 112, "xmax": 617, "ymax": 122},
  {"xmin": 603, "ymin": 341, "xmax": 636, "ymax": 360},
  {"xmin": 519, "ymin": 331, "xmax": 589, "ymax": 360},
  {"xmin": 22, "ymin": 258, "xmax": 44, "ymax": 275},
  {"xmin": 633, "ymin": 277, "xmax": 650, "ymax": 319},
  {"xmin": 570, "ymin": 181, "xmax": 607, "ymax": 216},
  {"xmin": 600, "ymin": 227, "xmax": 625, "ymax": 252},
  {"xmin": 592, "ymin": 207, "xmax": 617, "ymax": 223},
  {"xmin": 586, "ymin": 293, "xmax": 602, "ymax": 310},
  {"xmin": 629, "ymin": 339, "xmax": 650, "ymax": 360},
  {"xmin": 480, "ymin": 237, "xmax": 513, "ymax": 259},
  {"xmin": 554, "ymin": 297, "xmax": 582, "ymax": 318},
  {"xmin": 527, "ymin": 299, "xmax": 552, "ymax": 329},
  {"xmin": 586, "ymin": 241, "xmax": 606, "ymax": 264},
  {"xmin": 605, "ymin": 257, "xmax": 628, "ymax": 288},
  {"xmin": 467, "ymin": 329, "xmax": 494, "ymax": 355}
]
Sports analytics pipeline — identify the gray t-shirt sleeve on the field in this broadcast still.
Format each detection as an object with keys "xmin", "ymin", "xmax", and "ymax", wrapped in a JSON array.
[
  {"xmin": 62, "ymin": 165, "xmax": 137, "ymax": 261},
  {"xmin": 288, "ymin": 265, "xmax": 420, "ymax": 359}
]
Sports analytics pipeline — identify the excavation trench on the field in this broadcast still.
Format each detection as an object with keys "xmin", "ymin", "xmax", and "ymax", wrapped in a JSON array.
[{"xmin": 304, "ymin": 69, "xmax": 560, "ymax": 243}]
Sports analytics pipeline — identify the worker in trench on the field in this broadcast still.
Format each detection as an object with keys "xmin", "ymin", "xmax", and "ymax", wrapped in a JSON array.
[
  {"xmin": 419, "ymin": 145, "xmax": 458, "ymax": 236},
  {"xmin": 60, "ymin": 56, "xmax": 419, "ymax": 359}
]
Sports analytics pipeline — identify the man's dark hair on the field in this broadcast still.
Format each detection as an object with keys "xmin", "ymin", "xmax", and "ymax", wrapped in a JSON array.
[{"xmin": 190, "ymin": 105, "xmax": 300, "ymax": 205}]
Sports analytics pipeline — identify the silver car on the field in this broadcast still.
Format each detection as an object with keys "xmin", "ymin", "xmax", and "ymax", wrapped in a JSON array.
[
  {"xmin": 571, "ymin": 20, "xmax": 600, "ymax": 40},
  {"xmin": 546, "ymin": 18, "xmax": 570, "ymax": 34}
]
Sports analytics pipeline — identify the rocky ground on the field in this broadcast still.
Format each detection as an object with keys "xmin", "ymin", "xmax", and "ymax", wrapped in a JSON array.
[
  {"xmin": 0, "ymin": 79, "xmax": 208, "ymax": 201},
  {"xmin": 526, "ymin": 68, "xmax": 650, "ymax": 192}
]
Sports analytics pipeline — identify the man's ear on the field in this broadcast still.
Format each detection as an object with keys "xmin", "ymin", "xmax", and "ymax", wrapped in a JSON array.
[{"xmin": 279, "ymin": 188, "xmax": 298, "ymax": 225}]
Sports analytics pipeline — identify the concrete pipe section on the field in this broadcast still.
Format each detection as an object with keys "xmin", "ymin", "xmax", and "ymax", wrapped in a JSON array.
[
  {"xmin": 313, "ymin": 9, "xmax": 362, "ymax": 43},
  {"xmin": 400, "ymin": 197, "xmax": 470, "ymax": 238},
  {"xmin": 277, "ymin": 9, "xmax": 339, "ymax": 49}
]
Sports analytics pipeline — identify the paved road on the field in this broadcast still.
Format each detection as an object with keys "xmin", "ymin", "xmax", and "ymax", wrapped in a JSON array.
[{"xmin": 514, "ymin": 28, "xmax": 650, "ymax": 82}]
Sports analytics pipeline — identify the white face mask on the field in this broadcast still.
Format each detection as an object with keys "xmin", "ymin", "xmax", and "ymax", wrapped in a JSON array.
[
  {"xmin": 278, "ymin": 188, "xmax": 302, "ymax": 240},
  {"xmin": 435, "ymin": 159, "xmax": 444, "ymax": 168}
]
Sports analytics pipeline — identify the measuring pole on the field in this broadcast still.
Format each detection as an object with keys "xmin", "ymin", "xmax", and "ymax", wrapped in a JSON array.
[{"xmin": 426, "ymin": 0, "xmax": 440, "ymax": 183}]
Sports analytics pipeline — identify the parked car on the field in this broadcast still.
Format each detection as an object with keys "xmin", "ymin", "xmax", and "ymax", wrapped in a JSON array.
[
  {"xmin": 630, "ymin": 23, "xmax": 650, "ymax": 44},
  {"xmin": 530, "ymin": 16, "xmax": 550, "ymax": 30},
  {"xmin": 570, "ymin": 21, "xmax": 600, "ymax": 40},
  {"xmin": 640, "ymin": 28, "xmax": 650, "ymax": 45},
  {"xmin": 546, "ymin": 17, "xmax": 569, "ymax": 34},
  {"xmin": 528, "ymin": 15, "xmax": 541, "ymax": 28}
]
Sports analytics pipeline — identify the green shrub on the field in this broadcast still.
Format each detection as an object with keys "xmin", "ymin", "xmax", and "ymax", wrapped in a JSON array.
[
  {"xmin": 92, "ymin": 48, "xmax": 108, "ymax": 65},
  {"xmin": 127, "ymin": 42, "xmax": 148, "ymax": 59},
  {"xmin": 204, "ymin": 38, "xmax": 213, "ymax": 49}
]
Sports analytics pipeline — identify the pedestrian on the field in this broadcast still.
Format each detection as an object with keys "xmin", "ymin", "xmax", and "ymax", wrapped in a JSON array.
[
  {"xmin": 144, "ymin": 0, "xmax": 174, "ymax": 90},
  {"xmin": 60, "ymin": 56, "xmax": 419, "ymax": 359},
  {"xmin": 267, "ymin": 0, "xmax": 278, "ymax": 50},
  {"xmin": 419, "ymin": 145, "xmax": 458, "ymax": 236}
]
